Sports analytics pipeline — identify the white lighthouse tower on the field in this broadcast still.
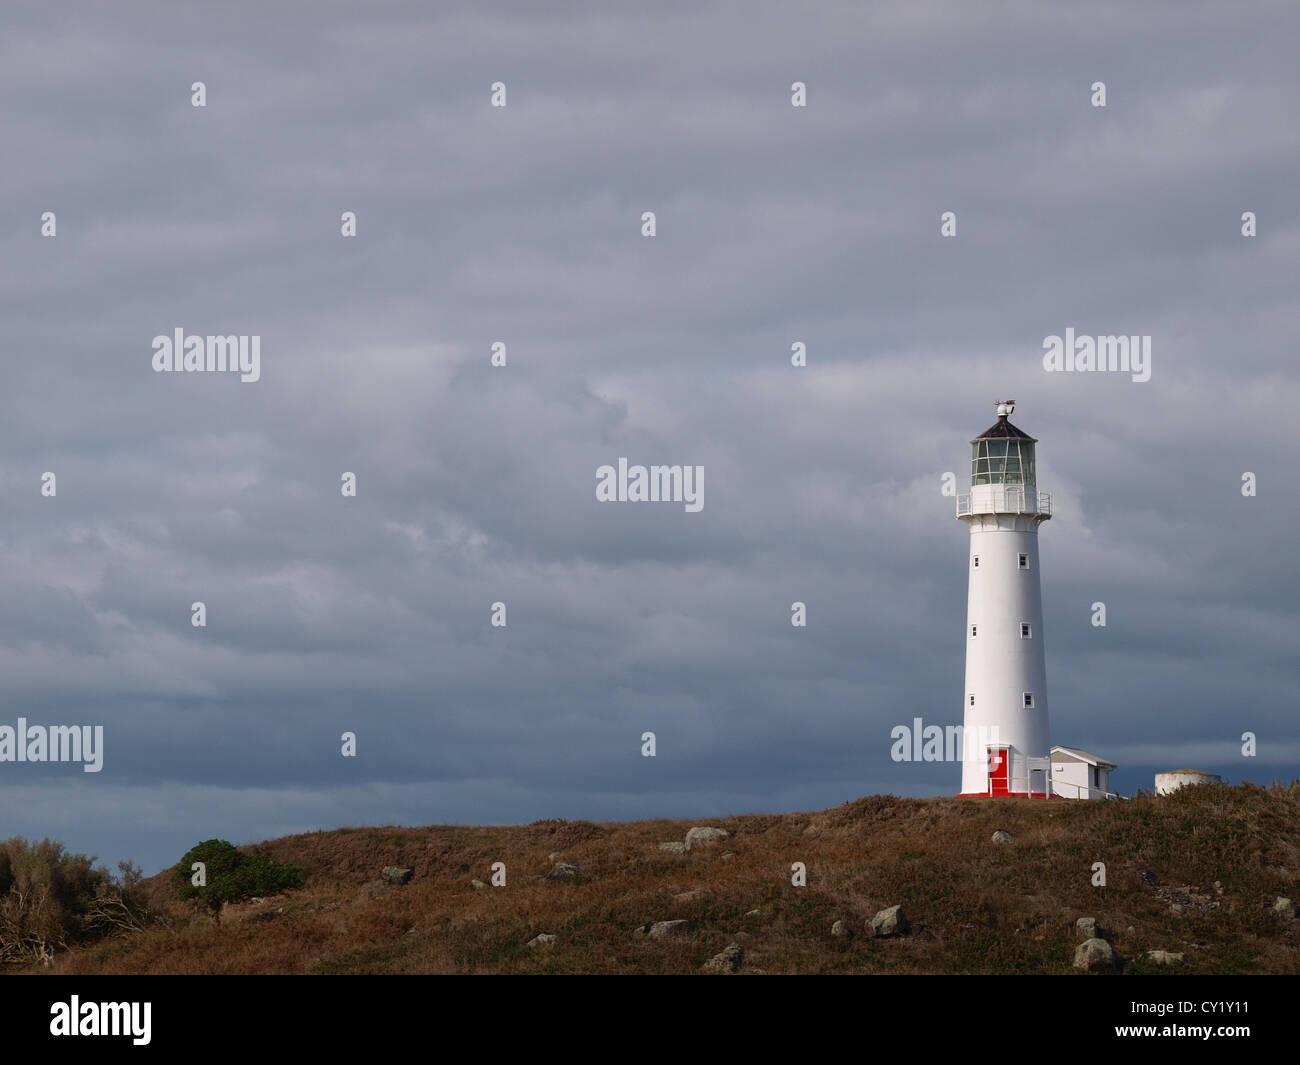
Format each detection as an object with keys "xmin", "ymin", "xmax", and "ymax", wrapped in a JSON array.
[{"xmin": 957, "ymin": 401, "xmax": 1053, "ymax": 797}]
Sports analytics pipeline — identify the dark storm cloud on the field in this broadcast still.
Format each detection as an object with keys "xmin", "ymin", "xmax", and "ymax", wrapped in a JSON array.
[{"xmin": 1, "ymin": 0, "xmax": 1297, "ymax": 872}]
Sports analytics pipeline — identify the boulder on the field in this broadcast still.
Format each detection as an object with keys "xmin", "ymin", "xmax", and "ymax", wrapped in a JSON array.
[
  {"xmin": 721, "ymin": 851, "xmax": 737, "ymax": 861},
  {"xmin": 658, "ymin": 842, "xmax": 686, "ymax": 854},
  {"xmin": 545, "ymin": 863, "xmax": 579, "ymax": 881},
  {"xmin": 1073, "ymin": 937, "xmax": 1114, "ymax": 972},
  {"xmin": 470, "ymin": 879, "xmax": 487, "ymax": 890},
  {"xmin": 684, "ymin": 827, "xmax": 729, "ymax": 851},
  {"xmin": 991, "ymin": 830, "xmax": 1015, "ymax": 844},
  {"xmin": 702, "ymin": 943, "xmax": 743, "ymax": 973},
  {"xmin": 1273, "ymin": 896, "xmax": 1296, "ymax": 920},
  {"xmin": 527, "ymin": 933, "xmax": 557, "ymax": 949},
  {"xmin": 1075, "ymin": 916, "xmax": 1099, "ymax": 941},
  {"xmin": 831, "ymin": 919, "xmax": 854, "ymax": 939},
  {"xmin": 381, "ymin": 866, "xmax": 414, "ymax": 886},
  {"xmin": 646, "ymin": 919, "xmax": 690, "ymax": 939},
  {"xmin": 1145, "ymin": 950, "xmax": 1184, "ymax": 965},
  {"xmin": 870, "ymin": 905, "xmax": 909, "ymax": 937}
]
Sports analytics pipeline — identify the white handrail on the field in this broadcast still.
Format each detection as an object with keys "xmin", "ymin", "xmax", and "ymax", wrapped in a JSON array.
[
  {"xmin": 955, "ymin": 492, "xmax": 1051, "ymax": 517},
  {"xmin": 988, "ymin": 764, "xmax": 1127, "ymax": 800},
  {"xmin": 1050, "ymin": 777, "xmax": 1127, "ymax": 800}
]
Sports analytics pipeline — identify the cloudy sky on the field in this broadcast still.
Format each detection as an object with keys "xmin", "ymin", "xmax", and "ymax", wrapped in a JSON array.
[{"xmin": 3, "ymin": 0, "xmax": 1297, "ymax": 874}]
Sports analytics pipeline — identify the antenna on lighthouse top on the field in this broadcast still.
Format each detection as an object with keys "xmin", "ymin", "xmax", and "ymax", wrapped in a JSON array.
[{"xmin": 995, "ymin": 399, "xmax": 1016, "ymax": 417}]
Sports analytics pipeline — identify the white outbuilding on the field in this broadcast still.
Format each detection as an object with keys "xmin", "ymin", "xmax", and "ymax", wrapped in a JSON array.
[{"xmin": 1051, "ymin": 746, "xmax": 1117, "ymax": 799}]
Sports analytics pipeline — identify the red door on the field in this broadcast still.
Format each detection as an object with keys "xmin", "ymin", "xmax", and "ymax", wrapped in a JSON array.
[{"xmin": 987, "ymin": 747, "xmax": 1009, "ymax": 795}]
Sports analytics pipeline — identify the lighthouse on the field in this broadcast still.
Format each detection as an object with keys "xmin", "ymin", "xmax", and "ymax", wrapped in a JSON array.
[{"xmin": 957, "ymin": 401, "xmax": 1053, "ymax": 797}]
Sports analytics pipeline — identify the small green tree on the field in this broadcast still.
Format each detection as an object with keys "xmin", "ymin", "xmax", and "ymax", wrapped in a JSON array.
[{"xmin": 175, "ymin": 840, "xmax": 303, "ymax": 916}]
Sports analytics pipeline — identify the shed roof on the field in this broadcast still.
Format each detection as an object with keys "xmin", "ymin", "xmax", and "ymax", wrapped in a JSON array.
[{"xmin": 1051, "ymin": 745, "xmax": 1117, "ymax": 768}]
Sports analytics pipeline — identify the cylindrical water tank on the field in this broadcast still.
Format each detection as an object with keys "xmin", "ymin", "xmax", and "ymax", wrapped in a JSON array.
[{"xmin": 1155, "ymin": 769, "xmax": 1221, "ymax": 795}]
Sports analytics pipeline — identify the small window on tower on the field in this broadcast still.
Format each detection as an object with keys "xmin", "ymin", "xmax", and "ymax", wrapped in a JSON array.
[
  {"xmin": 968, "ymin": 694, "xmax": 975, "ymax": 707},
  {"xmin": 1018, "ymin": 553, "xmax": 1029, "ymax": 569},
  {"xmin": 972, "ymin": 555, "xmax": 980, "ymax": 568},
  {"xmin": 1020, "ymin": 622, "xmax": 1032, "ymax": 638},
  {"xmin": 970, "ymin": 624, "xmax": 977, "ymax": 638},
  {"xmin": 1023, "ymin": 692, "xmax": 1035, "ymax": 708}
]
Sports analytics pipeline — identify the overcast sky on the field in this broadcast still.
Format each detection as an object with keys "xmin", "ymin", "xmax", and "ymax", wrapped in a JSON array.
[{"xmin": 3, "ymin": 0, "xmax": 1298, "ymax": 875}]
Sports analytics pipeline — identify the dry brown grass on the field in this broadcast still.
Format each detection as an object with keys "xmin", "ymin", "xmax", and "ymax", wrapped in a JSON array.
[{"xmin": 31, "ymin": 783, "xmax": 1300, "ymax": 974}]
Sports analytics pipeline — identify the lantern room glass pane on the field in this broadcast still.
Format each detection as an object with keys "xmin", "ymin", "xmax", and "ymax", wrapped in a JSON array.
[
  {"xmin": 972, "ymin": 438, "xmax": 1037, "ymax": 485},
  {"xmin": 1020, "ymin": 442, "xmax": 1036, "ymax": 485}
]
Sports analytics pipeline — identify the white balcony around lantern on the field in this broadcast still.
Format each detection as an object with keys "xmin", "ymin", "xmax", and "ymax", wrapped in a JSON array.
[{"xmin": 956, "ymin": 484, "xmax": 1051, "ymax": 518}]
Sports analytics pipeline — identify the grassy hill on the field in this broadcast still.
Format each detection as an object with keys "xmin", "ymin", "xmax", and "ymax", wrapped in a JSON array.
[{"xmin": 41, "ymin": 782, "xmax": 1300, "ymax": 974}]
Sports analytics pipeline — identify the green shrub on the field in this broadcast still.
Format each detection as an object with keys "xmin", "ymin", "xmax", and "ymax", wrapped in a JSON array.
[{"xmin": 175, "ymin": 839, "xmax": 304, "ymax": 914}]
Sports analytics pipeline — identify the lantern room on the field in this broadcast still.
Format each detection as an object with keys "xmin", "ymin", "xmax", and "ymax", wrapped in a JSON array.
[{"xmin": 971, "ymin": 402, "xmax": 1037, "ymax": 487}]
